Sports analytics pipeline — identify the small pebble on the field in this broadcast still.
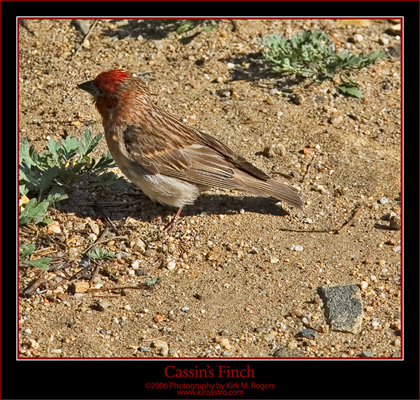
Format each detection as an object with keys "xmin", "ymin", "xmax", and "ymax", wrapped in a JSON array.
[
  {"xmin": 264, "ymin": 333, "xmax": 275, "ymax": 342},
  {"xmin": 152, "ymin": 339, "xmax": 169, "ymax": 356},
  {"xmin": 331, "ymin": 115, "xmax": 344, "ymax": 126},
  {"xmin": 379, "ymin": 37, "xmax": 389, "ymax": 45},
  {"xmin": 387, "ymin": 24, "xmax": 401, "ymax": 36},
  {"xmin": 95, "ymin": 300, "xmax": 111, "ymax": 312},
  {"xmin": 379, "ymin": 196, "xmax": 389, "ymax": 205},
  {"xmin": 290, "ymin": 94, "xmax": 303, "ymax": 105},
  {"xmin": 154, "ymin": 314, "xmax": 164, "ymax": 323},
  {"xmin": 381, "ymin": 81, "xmax": 392, "ymax": 90},
  {"xmin": 133, "ymin": 238, "xmax": 146, "ymax": 253},
  {"xmin": 297, "ymin": 329, "xmax": 316, "ymax": 340},
  {"xmin": 181, "ymin": 306, "xmax": 189, "ymax": 312},
  {"xmin": 360, "ymin": 349, "xmax": 376, "ymax": 357},
  {"xmin": 71, "ymin": 281, "xmax": 90, "ymax": 294},
  {"xmin": 166, "ymin": 260, "xmax": 176, "ymax": 270},
  {"xmin": 389, "ymin": 215, "xmax": 401, "ymax": 230},
  {"xmin": 313, "ymin": 183, "xmax": 327, "ymax": 195},
  {"xmin": 291, "ymin": 245, "xmax": 304, "ymax": 252},
  {"xmin": 353, "ymin": 33, "xmax": 364, "ymax": 43},
  {"xmin": 71, "ymin": 19, "xmax": 91, "ymax": 35}
]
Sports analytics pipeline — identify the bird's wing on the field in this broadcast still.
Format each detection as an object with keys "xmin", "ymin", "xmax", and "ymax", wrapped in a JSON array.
[{"xmin": 121, "ymin": 124, "xmax": 250, "ymax": 191}]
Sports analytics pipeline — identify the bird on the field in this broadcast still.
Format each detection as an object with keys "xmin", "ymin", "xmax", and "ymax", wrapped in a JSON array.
[{"xmin": 78, "ymin": 68, "xmax": 302, "ymax": 231}]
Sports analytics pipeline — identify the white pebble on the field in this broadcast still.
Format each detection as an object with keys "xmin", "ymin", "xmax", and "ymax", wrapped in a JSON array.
[
  {"xmin": 353, "ymin": 33, "xmax": 364, "ymax": 43},
  {"xmin": 227, "ymin": 62, "xmax": 235, "ymax": 69},
  {"xmin": 379, "ymin": 37, "xmax": 389, "ymax": 45},
  {"xmin": 166, "ymin": 260, "xmax": 176, "ymax": 270},
  {"xmin": 291, "ymin": 245, "xmax": 304, "ymax": 252},
  {"xmin": 313, "ymin": 183, "xmax": 327, "ymax": 195},
  {"xmin": 379, "ymin": 196, "xmax": 389, "ymax": 205}
]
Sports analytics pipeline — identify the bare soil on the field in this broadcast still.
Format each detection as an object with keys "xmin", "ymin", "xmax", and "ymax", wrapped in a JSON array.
[{"xmin": 18, "ymin": 18, "xmax": 401, "ymax": 358}]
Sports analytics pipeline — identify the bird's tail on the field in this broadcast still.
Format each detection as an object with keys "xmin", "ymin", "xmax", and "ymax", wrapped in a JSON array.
[{"xmin": 238, "ymin": 172, "xmax": 303, "ymax": 209}]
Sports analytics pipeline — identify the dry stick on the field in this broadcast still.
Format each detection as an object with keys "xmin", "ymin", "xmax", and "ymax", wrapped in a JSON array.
[
  {"xmin": 68, "ymin": 20, "xmax": 98, "ymax": 66},
  {"xmin": 89, "ymin": 284, "xmax": 147, "ymax": 293},
  {"xmin": 334, "ymin": 205, "xmax": 362, "ymax": 234},
  {"xmin": 276, "ymin": 204, "xmax": 363, "ymax": 234},
  {"xmin": 300, "ymin": 155, "xmax": 315, "ymax": 183},
  {"xmin": 94, "ymin": 199, "xmax": 119, "ymax": 234},
  {"xmin": 83, "ymin": 235, "xmax": 128, "ymax": 255},
  {"xmin": 20, "ymin": 272, "xmax": 47, "ymax": 297}
]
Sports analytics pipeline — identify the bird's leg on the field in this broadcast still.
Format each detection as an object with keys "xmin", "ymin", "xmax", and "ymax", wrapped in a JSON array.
[{"xmin": 163, "ymin": 207, "xmax": 183, "ymax": 233}]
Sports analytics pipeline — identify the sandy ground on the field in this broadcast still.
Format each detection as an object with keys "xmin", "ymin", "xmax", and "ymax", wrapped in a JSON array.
[{"xmin": 18, "ymin": 18, "xmax": 401, "ymax": 358}]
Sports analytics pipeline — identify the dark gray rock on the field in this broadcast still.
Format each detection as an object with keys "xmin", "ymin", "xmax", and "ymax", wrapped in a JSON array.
[
  {"xmin": 318, "ymin": 284, "xmax": 363, "ymax": 333},
  {"xmin": 297, "ymin": 328, "xmax": 317, "ymax": 340}
]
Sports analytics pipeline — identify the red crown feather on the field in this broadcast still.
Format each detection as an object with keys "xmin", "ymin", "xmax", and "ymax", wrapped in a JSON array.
[{"xmin": 93, "ymin": 68, "xmax": 129, "ymax": 92}]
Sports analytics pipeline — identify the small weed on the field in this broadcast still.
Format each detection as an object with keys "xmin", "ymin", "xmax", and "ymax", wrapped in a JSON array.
[
  {"xmin": 86, "ymin": 248, "xmax": 117, "ymax": 261},
  {"xmin": 259, "ymin": 30, "xmax": 386, "ymax": 98},
  {"xmin": 19, "ymin": 243, "xmax": 51, "ymax": 270},
  {"xmin": 176, "ymin": 20, "xmax": 218, "ymax": 35},
  {"xmin": 143, "ymin": 276, "xmax": 162, "ymax": 288},
  {"xmin": 19, "ymin": 130, "xmax": 125, "ymax": 226}
]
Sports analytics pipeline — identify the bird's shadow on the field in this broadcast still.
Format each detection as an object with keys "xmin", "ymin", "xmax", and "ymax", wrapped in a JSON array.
[{"xmin": 59, "ymin": 181, "xmax": 290, "ymax": 225}]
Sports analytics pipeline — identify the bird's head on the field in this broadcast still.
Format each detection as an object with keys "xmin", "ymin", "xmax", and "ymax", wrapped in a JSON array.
[
  {"xmin": 78, "ymin": 68, "xmax": 130, "ymax": 99},
  {"xmin": 78, "ymin": 68, "xmax": 152, "ymax": 122}
]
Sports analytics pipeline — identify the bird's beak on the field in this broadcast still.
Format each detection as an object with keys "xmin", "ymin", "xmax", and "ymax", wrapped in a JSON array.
[{"xmin": 78, "ymin": 80, "xmax": 97, "ymax": 96}]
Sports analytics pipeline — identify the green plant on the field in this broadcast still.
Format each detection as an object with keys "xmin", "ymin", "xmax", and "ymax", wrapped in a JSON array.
[
  {"xmin": 176, "ymin": 20, "xmax": 217, "ymax": 35},
  {"xmin": 143, "ymin": 276, "xmax": 162, "ymax": 288},
  {"xmin": 19, "ymin": 130, "xmax": 125, "ymax": 226},
  {"xmin": 259, "ymin": 30, "xmax": 386, "ymax": 98},
  {"xmin": 86, "ymin": 247, "xmax": 117, "ymax": 260},
  {"xmin": 19, "ymin": 243, "xmax": 51, "ymax": 270}
]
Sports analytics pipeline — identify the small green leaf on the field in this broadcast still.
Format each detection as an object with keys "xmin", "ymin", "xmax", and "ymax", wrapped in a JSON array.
[
  {"xmin": 20, "ymin": 257, "xmax": 51, "ymax": 270},
  {"xmin": 177, "ymin": 21, "xmax": 194, "ymax": 34},
  {"xmin": 19, "ymin": 198, "xmax": 50, "ymax": 225},
  {"xmin": 203, "ymin": 23, "xmax": 216, "ymax": 32},
  {"xmin": 46, "ymin": 186, "xmax": 68, "ymax": 203},
  {"xmin": 87, "ymin": 248, "xmax": 117, "ymax": 260},
  {"xmin": 144, "ymin": 277, "xmax": 162, "ymax": 287},
  {"xmin": 19, "ymin": 243, "xmax": 36, "ymax": 258},
  {"xmin": 336, "ymin": 84, "xmax": 364, "ymax": 98},
  {"xmin": 79, "ymin": 130, "xmax": 103, "ymax": 158},
  {"xmin": 39, "ymin": 166, "xmax": 60, "ymax": 193}
]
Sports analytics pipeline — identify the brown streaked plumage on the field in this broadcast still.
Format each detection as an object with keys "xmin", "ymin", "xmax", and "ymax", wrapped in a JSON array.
[{"xmin": 78, "ymin": 69, "xmax": 302, "ymax": 231}]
